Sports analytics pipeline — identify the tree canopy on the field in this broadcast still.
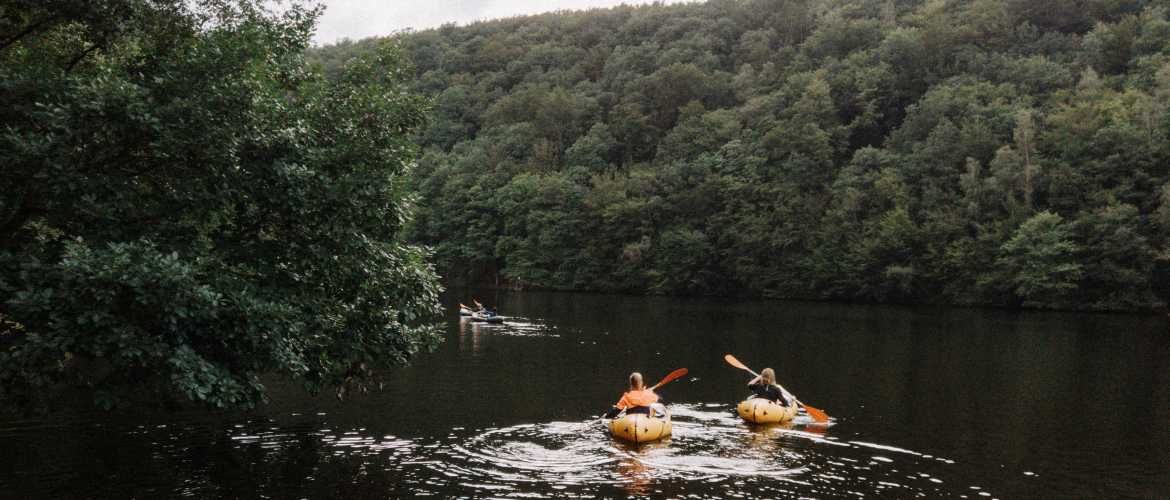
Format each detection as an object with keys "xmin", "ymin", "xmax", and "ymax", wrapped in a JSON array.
[
  {"xmin": 313, "ymin": 0, "xmax": 1170, "ymax": 312},
  {"xmin": 0, "ymin": 0, "xmax": 442, "ymax": 412}
]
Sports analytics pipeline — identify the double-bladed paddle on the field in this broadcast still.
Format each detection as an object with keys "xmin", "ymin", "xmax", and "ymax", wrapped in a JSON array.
[{"xmin": 725, "ymin": 354, "xmax": 830, "ymax": 423}]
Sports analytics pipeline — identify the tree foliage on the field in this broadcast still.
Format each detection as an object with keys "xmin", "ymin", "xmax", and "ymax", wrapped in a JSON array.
[
  {"xmin": 0, "ymin": 0, "xmax": 442, "ymax": 412},
  {"xmin": 310, "ymin": 0, "xmax": 1170, "ymax": 312}
]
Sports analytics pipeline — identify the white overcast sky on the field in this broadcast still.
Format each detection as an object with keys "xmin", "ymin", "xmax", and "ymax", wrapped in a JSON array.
[{"xmin": 306, "ymin": 0, "xmax": 685, "ymax": 45}]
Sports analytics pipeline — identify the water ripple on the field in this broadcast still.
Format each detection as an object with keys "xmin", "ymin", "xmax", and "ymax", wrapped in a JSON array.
[
  {"xmin": 392, "ymin": 403, "xmax": 1009, "ymax": 499},
  {"xmin": 458, "ymin": 315, "xmax": 561, "ymax": 340},
  {"xmin": 3, "ymin": 406, "xmax": 1007, "ymax": 499}
]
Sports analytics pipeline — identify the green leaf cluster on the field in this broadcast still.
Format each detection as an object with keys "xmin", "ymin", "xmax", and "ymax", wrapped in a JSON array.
[{"xmin": 1, "ymin": 0, "xmax": 442, "ymax": 412}]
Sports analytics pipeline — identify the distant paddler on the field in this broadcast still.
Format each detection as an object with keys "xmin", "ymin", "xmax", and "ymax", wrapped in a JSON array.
[{"xmin": 460, "ymin": 301, "xmax": 496, "ymax": 317}]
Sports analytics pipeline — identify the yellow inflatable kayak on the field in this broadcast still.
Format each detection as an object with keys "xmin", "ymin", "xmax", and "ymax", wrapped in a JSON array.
[
  {"xmin": 609, "ymin": 405, "xmax": 671, "ymax": 443},
  {"xmin": 736, "ymin": 398, "xmax": 797, "ymax": 424}
]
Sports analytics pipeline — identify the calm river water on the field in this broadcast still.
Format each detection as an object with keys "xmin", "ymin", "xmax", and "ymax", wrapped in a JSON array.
[{"xmin": 1, "ymin": 291, "xmax": 1167, "ymax": 499}]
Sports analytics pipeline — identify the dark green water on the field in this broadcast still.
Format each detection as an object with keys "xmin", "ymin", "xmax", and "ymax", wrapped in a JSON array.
[{"xmin": 1, "ymin": 291, "xmax": 1167, "ymax": 499}]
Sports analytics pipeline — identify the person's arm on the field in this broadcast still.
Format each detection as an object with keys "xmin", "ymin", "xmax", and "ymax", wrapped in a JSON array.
[
  {"xmin": 769, "ymin": 385, "xmax": 790, "ymax": 405},
  {"xmin": 778, "ymin": 386, "xmax": 794, "ymax": 406},
  {"xmin": 615, "ymin": 393, "xmax": 631, "ymax": 410},
  {"xmin": 605, "ymin": 393, "xmax": 632, "ymax": 419},
  {"xmin": 747, "ymin": 383, "xmax": 769, "ymax": 399}
]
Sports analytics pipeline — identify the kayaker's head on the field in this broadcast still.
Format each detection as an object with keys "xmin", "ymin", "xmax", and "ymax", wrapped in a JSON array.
[
  {"xmin": 760, "ymin": 368, "xmax": 776, "ymax": 385},
  {"xmin": 629, "ymin": 372, "xmax": 645, "ymax": 391}
]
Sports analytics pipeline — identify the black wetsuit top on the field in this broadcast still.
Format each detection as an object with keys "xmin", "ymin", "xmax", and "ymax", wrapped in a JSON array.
[{"xmin": 747, "ymin": 383, "xmax": 790, "ymax": 406}]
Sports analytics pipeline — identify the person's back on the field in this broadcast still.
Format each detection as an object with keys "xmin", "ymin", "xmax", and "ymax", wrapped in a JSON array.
[
  {"xmin": 605, "ymin": 373, "xmax": 664, "ymax": 418},
  {"xmin": 747, "ymin": 368, "xmax": 790, "ymax": 406},
  {"xmin": 618, "ymin": 388, "xmax": 659, "ymax": 409}
]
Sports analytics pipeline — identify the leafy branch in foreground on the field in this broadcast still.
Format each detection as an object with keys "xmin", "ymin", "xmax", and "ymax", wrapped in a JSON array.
[{"xmin": 0, "ymin": 0, "xmax": 442, "ymax": 412}]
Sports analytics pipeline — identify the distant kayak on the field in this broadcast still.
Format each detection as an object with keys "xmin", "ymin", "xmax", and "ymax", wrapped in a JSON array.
[
  {"xmin": 470, "ymin": 312, "xmax": 504, "ymax": 324},
  {"xmin": 460, "ymin": 302, "xmax": 498, "ymax": 319}
]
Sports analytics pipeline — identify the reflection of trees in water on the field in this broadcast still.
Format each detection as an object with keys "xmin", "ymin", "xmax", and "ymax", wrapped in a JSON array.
[
  {"xmin": 0, "ymin": 417, "xmax": 316, "ymax": 498},
  {"xmin": 8, "ymin": 294, "xmax": 1165, "ymax": 499},
  {"xmin": 145, "ymin": 420, "xmax": 327, "ymax": 497},
  {"xmin": 458, "ymin": 315, "xmax": 489, "ymax": 353},
  {"xmin": 0, "ymin": 405, "xmax": 984, "ymax": 499},
  {"xmin": 157, "ymin": 420, "xmax": 431, "ymax": 498},
  {"xmin": 0, "ymin": 415, "xmax": 157, "ymax": 499},
  {"xmin": 0, "ymin": 416, "xmax": 426, "ymax": 499}
]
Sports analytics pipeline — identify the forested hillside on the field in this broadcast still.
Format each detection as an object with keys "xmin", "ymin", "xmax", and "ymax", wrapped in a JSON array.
[{"xmin": 311, "ymin": 0, "xmax": 1170, "ymax": 312}]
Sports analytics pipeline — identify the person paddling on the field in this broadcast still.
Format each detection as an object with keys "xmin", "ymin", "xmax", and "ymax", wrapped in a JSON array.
[
  {"xmin": 474, "ymin": 301, "xmax": 496, "ymax": 317},
  {"xmin": 747, "ymin": 368, "xmax": 791, "ymax": 406},
  {"xmin": 604, "ymin": 372, "xmax": 663, "ymax": 419}
]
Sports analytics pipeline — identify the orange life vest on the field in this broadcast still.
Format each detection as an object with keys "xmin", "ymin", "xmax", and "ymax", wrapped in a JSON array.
[{"xmin": 616, "ymin": 389, "xmax": 659, "ymax": 409}]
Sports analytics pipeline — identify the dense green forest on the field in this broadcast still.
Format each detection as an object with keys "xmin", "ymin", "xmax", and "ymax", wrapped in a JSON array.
[{"xmin": 311, "ymin": 0, "xmax": 1170, "ymax": 312}]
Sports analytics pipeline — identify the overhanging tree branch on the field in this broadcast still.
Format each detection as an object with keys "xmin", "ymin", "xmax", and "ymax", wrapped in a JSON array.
[{"xmin": 0, "ymin": 14, "xmax": 61, "ymax": 52}]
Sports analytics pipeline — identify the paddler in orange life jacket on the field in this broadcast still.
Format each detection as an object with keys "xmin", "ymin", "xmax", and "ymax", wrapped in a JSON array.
[{"xmin": 603, "ymin": 372, "xmax": 663, "ymax": 419}]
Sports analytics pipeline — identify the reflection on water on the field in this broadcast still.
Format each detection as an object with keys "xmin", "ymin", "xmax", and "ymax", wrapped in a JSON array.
[
  {"xmin": 614, "ymin": 448, "xmax": 655, "ymax": 495},
  {"xmin": 0, "ymin": 403, "xmax": 1010, "ymax": 499},
  {"xmin": 1, "ymin": 291, "xmax": 1166, "ymax": 499},
  {"xmin": 457, "ymin": 314, "xmax": 561, "ymax": 353},
  {"xmin": 420, "ymin": 405, "xmax": 987, "ymax": 499}
]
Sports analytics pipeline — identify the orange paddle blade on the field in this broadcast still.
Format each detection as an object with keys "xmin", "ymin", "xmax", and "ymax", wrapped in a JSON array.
[
  {"xmin": 651, "ymin": 368, "xmax": 688, "ymax": 389},
  {"xmin": 801, "ymin": 403, "xmax": 830, "ymax": 423},
  {"xmin": 724, "ymin": 354, "xmax": 751, "ymax": 372}
]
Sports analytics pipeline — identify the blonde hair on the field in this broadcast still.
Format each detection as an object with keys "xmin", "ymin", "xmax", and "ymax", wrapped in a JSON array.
[
  {"xmin": 629, "ymin": 372, "xmax": 645, "ymax": 391},
  {"xmin": 760, "ymin": 368, "xmax": 776, "ymax": 385}
]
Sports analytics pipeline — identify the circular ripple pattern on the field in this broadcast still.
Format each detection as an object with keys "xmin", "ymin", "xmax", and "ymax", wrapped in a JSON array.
[
  {"xmin": 455, "ymin": 421, "xmax": 617, "ymax": 475},
  {"xmin": 390, "ymin": 403, "xmax": 1003, "ymax": 499},
  {"xmin": 0, "ymin": 405, "xmax": 1005, "ymax": 499}
]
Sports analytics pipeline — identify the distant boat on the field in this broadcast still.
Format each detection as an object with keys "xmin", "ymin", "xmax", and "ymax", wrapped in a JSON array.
[
  {"xmin": 461, "ymin": 301, "xmax": 502, "ymax": 322},
  {"xmin": 459, "ymin": 302, "xmax": 488, "ymax": 316},
  {"xmin": 469, "ymin": 312, "xmax": 504, "ymax": 324}
]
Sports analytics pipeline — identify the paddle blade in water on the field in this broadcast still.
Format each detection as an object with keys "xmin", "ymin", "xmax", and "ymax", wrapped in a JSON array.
[{"xmin": 801, "ymin": 403, "xmax": 830, "ymax": 423}]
